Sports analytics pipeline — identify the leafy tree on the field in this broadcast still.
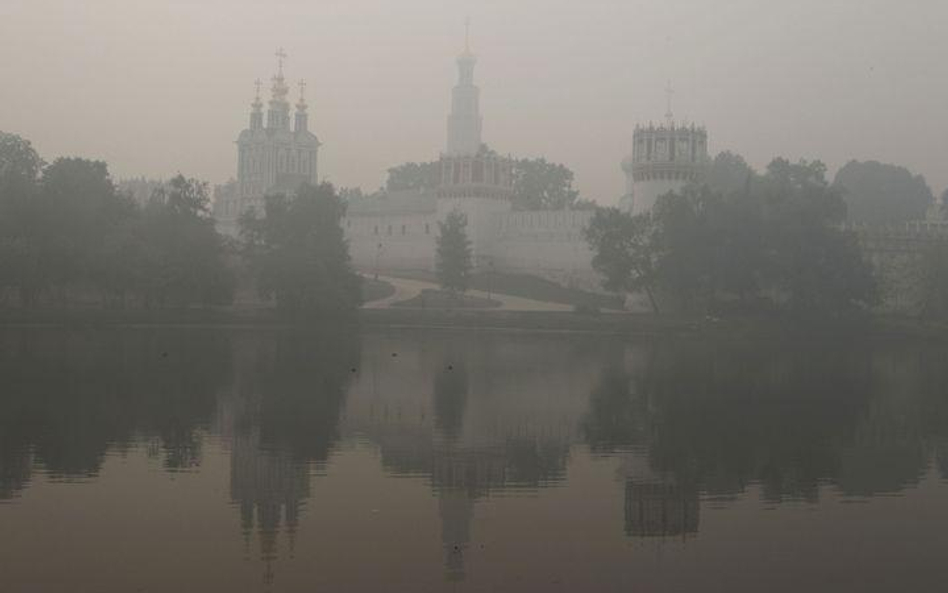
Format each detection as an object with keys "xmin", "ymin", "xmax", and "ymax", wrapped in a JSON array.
[
  {"xmin": 651, "ymin": 187, "xmax": 720, "ymax": 311},
  {"xmin": 386, "ymin": 161, "xmax": 441, "ymax": 192},
  {"xmin": 0, "ymin": 133, "xmax": 44, "ymax": 305},
  {"xmin": 240, "ymin": 182, "xmax": 360, "ymax": 319},
  {"xmin": 136, "ymin": 175, "xmax": 234, "ymax": 307},
  {"xmin": 584, "ymin": 207, "xmax": 660, "ymax": 313},
  {"xmin": 40, "ymin": 158, "xmax": 136, "ymax": 291},
  {"xmin": 833, "ymin": 160, "xmax": 934, "ymax": 226},
  {"xmin": 510, "ymin": 157, "xmax": 581, "ymax": 210},
  {"xmin": 703, "ymin": 151, "xmax": 755, "ymax": 197},
  {"xmin": 385, "ymin": 152, "xmax": 592, "ymax": 210},
  {"xmin": 761, "ymin": 159, "xmax": 876, "ymax": 314},
  {"xmin": 0, "ymin": 132, "xmax": 44, "ymax": 191},
  {"xmin": 436, "ymin": 209, "xmax": 473, "ymax": 293}
]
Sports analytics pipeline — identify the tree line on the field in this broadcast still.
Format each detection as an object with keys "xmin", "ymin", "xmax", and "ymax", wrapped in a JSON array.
[
  {"xmin": 0, "ymin": 131, "xmax": 360, "ymax": 319},
  {"xmin": 585, "ymin": 157, "xmax": 878, "ymax": 316},
  {"xmin": 0, "ymin": 132, "xmax": 233, "ymax": 308},
  {"xmin": 384, "ymin": 145, "xmax": 596, "ymax": 211}
]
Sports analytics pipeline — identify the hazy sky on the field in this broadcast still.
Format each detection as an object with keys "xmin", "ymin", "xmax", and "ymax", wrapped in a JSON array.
[{"xmin": 2, "ymin": 0, "xmax": 946, "ymax": 203}]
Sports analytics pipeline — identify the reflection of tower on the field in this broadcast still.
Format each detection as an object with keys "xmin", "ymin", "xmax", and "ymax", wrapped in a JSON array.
[
  {"xmin": 230, "ymin": 427, "xmax": 310, "ymax": 588},
  {"xmin": 619, "ymin": 86, "xmax": 709, "ymax": 214},
  {"xmin": 624, "ymin": 480, "xmax": 699, "ymax": 538},
  {"xmin": 439, "ymin": 489, "xmax": 474, "ymax": 582}
]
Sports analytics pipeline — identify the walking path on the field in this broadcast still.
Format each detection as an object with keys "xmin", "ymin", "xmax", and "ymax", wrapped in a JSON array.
[{"xmin": 362, "ymin": 275, "xmax": 572, "ymax": 312}]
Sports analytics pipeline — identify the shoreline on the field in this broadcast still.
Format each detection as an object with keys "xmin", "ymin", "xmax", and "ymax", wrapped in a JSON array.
[{"xmin": 0, "ymin": 307, "xmax": 946, "ymax": 341}]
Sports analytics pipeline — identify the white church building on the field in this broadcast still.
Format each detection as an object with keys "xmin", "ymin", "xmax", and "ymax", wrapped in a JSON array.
[{"xmin": 215, "ymin": 41, "xmax": 710, "ymax": 290}]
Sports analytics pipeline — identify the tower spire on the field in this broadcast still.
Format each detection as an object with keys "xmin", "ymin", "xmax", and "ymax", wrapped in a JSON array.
[
  {"xmin": 297, "ymin": 79, "xmax": 307, "ymax": 110},
  {"xmin": 665, "ymin": 80, "xmax": 674, "ymax": 126},
  {"xmin": 447, "ymin": 20, "xmax": 482, "ymax": 155},
  {"xmin": 276, "ymin": 47, "xmax": 287, "ymax": 77},
  {"xmin": 268, "ymin": 48, "xmax": 291, "ymax": 130},
  {"xmin": 464, "ymin": 17, "xmax": 471, "ymax": 54},
  {"xmin": 294, "ymin": 79, "xmax": 309, "ymax": 133},
  {"xmin": 249, "ymin": 79, "xmax": 264, "ymax": 130}
]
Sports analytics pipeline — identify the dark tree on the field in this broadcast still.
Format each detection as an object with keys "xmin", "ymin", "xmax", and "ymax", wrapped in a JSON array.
[
  {"xmin": 510, "ymin": 157, "xmax": 581, "ymax": 211},
  {"xmin": 386, "ymin": 161, "xmax": 442, "ymax": 192},
  {"xmin": 584, "ymin": 207, "xmax": 660, "ymax": 313},
  {"xmin": 0, "ymin": 133, "xmax": 45, "ymax": 305},
  {"xmin": 436, "ymin": 209, "xmax": 473, "ymax": 293},
  {"xmin": 703, "ymin": 151, "xmax": 756, "ymax": 197},
  {"xmin": 833, "ymin": 160, "xmax": 934, "ymax": 226},
  {"xmin": 651, "ymin": 186, "xmax": 720, "ymax": 311},
  {"xmin": 762, "ymin": 159, "xmax": 877, "ymax": 314},
  {"xmin": 240, "ymin": 182, "xmax": 360, "ymax": 319},
  {"xmin": 136, "ymin": 175, "xmax": 234, "ymax": 307}
]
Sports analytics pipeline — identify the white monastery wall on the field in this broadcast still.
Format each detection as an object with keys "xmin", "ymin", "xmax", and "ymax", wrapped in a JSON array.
[{"xmin": 345, "ymin": 213, "xmax": 437, "ymax": 272}]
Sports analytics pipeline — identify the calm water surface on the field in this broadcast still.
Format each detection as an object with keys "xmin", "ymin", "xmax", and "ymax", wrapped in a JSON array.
[{"xmin": 2, "ymin": 327, "xmax": 948, "ymax": 592}]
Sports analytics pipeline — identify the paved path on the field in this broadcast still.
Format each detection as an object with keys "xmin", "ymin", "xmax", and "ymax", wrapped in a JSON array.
[{"xmin": 362, "ymin": 275, "xmax": 572, "ymax": 312}]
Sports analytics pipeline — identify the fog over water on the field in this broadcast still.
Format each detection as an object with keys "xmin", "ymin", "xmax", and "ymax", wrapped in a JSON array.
[{"xmin": 2, "ymin": 0, "xmax": 946, "ymax": 202}]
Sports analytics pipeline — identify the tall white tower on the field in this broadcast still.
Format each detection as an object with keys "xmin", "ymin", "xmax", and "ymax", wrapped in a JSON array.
[
  {"xmin": 437, "ymin": 23, "xmax": 513, "ymax": 267},
  {"xmin": 446, "ymin": 20, "xmax": 483, "ymax": 156}
]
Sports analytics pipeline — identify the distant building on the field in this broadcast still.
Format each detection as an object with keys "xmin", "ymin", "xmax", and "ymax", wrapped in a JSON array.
[
  {"xmin": 214, "ymin": 41, "xmax": 713, "ymax": 292},
  {"xmin": 341, "ymin": 31, "xmax": 598, "ymax": 288},
  {"xmin": 214, "ymin": 49, "xmax": 320, "ymax": 237}
]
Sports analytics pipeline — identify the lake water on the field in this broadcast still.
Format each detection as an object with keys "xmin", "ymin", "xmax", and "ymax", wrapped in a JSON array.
[{"xmin": 2, "ymin": 326, "xmax": 948, "ymax": 592}]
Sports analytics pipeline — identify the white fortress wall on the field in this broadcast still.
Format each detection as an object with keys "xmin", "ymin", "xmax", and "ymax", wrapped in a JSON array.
[
  {"xmin": 345, "ymin": 212, "xmax": 437, "ymax": 273},
  {"xmin": 490, "ymin": 210, "xmax": 600, "ymax": 290}
]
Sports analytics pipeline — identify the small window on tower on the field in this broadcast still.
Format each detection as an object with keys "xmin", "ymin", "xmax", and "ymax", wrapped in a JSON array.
[
  {"xmin": 387, "ymin": 225, "xmax": 392, "ymax": 235},
  {"xmin": 374, "ymin": 225, "xmax": 378, "ymax": 235},
  {"xmin": 401, "ymin": 224, "xmax": 407, "ymax": 235},
  {"xmin": 425, "ymin": 223, "xmax": 430, "ymax": 235}
]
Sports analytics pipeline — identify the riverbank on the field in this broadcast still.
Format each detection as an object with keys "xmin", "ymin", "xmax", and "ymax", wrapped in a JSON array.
[{"xmin": 1, "ymin": 306, "xmax": 946, "ymax": 341}]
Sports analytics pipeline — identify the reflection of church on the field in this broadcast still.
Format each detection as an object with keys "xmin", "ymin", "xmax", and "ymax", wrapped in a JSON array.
[{"xmin": 624, "ymin": 481, "xmax": 699, "ymax": 538}]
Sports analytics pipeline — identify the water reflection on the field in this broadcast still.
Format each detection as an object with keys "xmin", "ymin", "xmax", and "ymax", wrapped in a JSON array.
[{"xmin": 2, "ymin": 328, "xmax": 948, "ymax": 590}]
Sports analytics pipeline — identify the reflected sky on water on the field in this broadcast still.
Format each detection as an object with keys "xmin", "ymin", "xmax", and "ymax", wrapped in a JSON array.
[{"xmin": 2, "ymin": 327, "xmax": 948, "ymax": 592}]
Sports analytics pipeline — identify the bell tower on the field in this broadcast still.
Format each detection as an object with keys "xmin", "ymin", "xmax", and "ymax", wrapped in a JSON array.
[{"xmin": 437, "ymin": 22, "xmax": 513, "ymax": 267}]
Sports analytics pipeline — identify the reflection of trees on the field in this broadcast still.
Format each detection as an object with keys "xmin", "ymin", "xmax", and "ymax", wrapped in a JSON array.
[
  {"xmin": 0, "ymin": 329, "xmax": 229, "ymax": 499},
  {"xmin": 585, "ymin": 340, "xmax": 948, "ymax": 508}
]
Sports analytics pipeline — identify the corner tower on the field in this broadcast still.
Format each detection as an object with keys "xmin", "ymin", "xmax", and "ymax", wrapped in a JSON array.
[{"xmin": 620, "ymin": 85, "xmax": 709, "ymax": 214}]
